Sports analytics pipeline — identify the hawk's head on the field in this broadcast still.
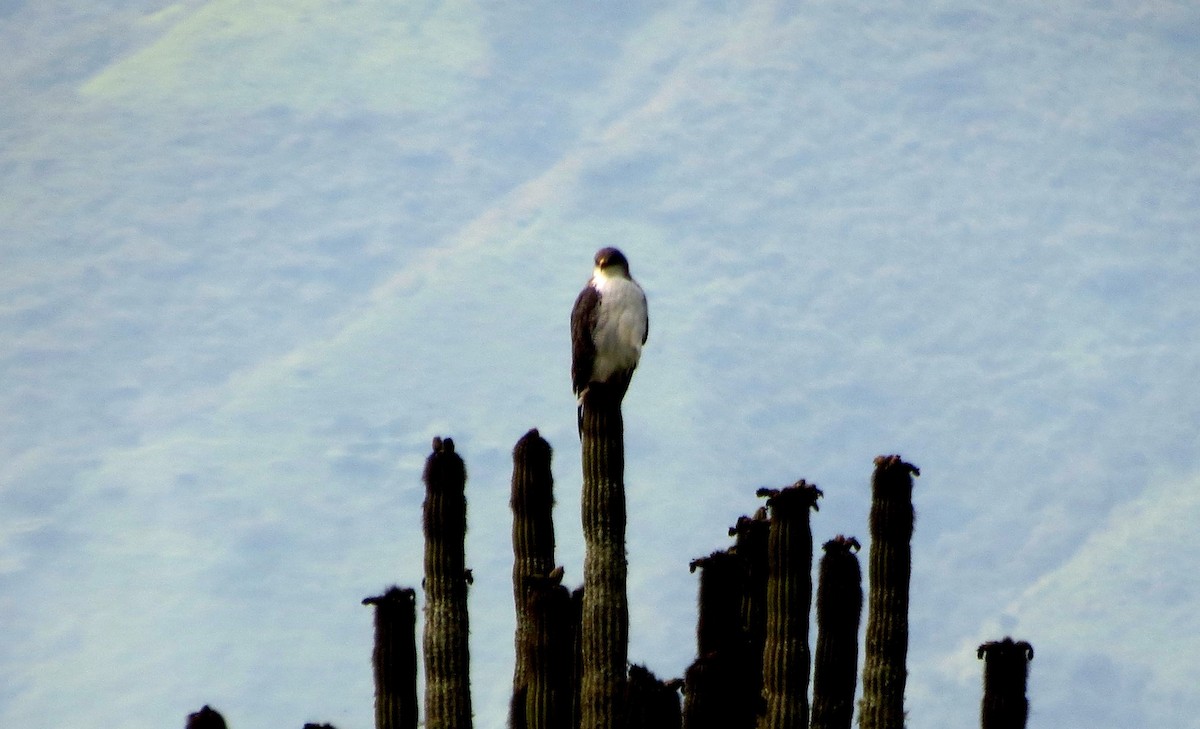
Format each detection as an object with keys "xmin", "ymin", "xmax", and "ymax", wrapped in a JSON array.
[{"xmin": 594, "ymin": 247, "xmax": 632, "ymax": 279}]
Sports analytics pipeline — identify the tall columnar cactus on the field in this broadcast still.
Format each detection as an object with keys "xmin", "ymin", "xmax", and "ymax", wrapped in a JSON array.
[
  {"xmin": 810, "ymin": 536, "xmax": 863, "ymax": 729},
  {"xmin": 730, "ymin": 509, "xmax": 771, "ymax": 718},
  {"xmin": 683, "ymin": 549, "xmax": 755, "ymax": 729},
  {"xmin": 757, "ymin": 480, "xmax": 823, "ymax": 729},
  {"xmin": 362, "ymin": 586, "xmax": 419, "ymax": 729},
  {"xmin": 977, "ymin": 638, "xmax": 1034, "ymax": 729},
  {"xmin": 691, "ymin": 549, "xmax": 748, "ymax": 657},
  {"xmin": 682, "ymin": 653, "xmax": 725, "ymax": 729},
  {"xmin": 579, "ymin": 384, "xmax": 630, "ymax": 729},
  {"xmin": 185, "ymin": 705, "xmax": 227, "ymax": 729},
  {"xmin": 510, "ymin": 428, "xmax": 557, "ymax": 713},
  {"xmin": 515, "ymin": 576, "xmax": 575, "ymax": 729},
  {"xmin": 422, "ymin": 436, "xmax": 473, "ymax": 729},
  {"xmin": 569, "ymin": 585, "xmax": 586, "ymax": 729},
  {"xmin": 859, "ymin": 455, "xmax": 919, "ymax": 729}
]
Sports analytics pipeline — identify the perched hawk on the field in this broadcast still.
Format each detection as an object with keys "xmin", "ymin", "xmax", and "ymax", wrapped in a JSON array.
[{"xmin": 570, "ymin": 248, "xmax": 649, "ymax": 432}]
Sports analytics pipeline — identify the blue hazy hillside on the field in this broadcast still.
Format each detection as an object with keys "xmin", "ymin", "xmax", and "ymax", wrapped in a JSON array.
[{"xmin": 2, "ymin": 2, "xmax": 1198, "ymax": 728}]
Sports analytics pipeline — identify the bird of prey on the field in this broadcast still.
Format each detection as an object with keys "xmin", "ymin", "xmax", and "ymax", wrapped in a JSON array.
[{"xmin": 571, "ymin": 247, "xmax": 649, "ymax": 432}]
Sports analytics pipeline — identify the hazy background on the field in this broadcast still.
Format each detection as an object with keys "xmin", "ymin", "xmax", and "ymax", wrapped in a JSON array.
[{"xmin": 2, "ymin": 1, "xmax": 1198, "ymax": 727}]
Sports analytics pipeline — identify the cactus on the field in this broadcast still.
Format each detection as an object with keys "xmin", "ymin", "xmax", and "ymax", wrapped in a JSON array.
[
  {"xmin": 859, "ymin": 455, "xmax": 919, "ymax": 729},
  {"xmin": 683, "ymin": 549, "xmax": 756, "ymax": 729},
  {"xmin": 683, "ymin": 652, "xmax": 735, "ymax": 729},
  {"xmin": 510, "ymin": 428, "xmax": 558, "ymax": 712},
  {"xmin": 569, "ymin": 585, "xmax": 586, "ymax": 729},
  {"xmin": 422, "ymin": 436, "xmax": 473, "ymax": 729},
  {"xmin": 185, "ymin": 705, "xmax": 227, "ymax": 729},
  {"xmin": 690, "ymin": 549, "xmax": 747, "ymax": 657},
  {"xmin": 729, "ymin": 509, "xmax": 771, "ymax": 719},
  {"xmin": 625, "ymin": 664, "xmax": 683, "ymax": 729},
  {"xmin": 362, "ymin": 586, "xmax": 419, "ymax": 729},
  {"xmin": 977, "ymin": 638, "xmax": 1034, "ymax": 729},
  {"xmin": 757, "ymin": 480, "xmax": 823, "ymax": 729},
  {"xmin": 810, "ymin": 536, "xmax": 863, "ymax": 729},
  {"xmin": 512, "ymin": 575, "xmax": 575, "ymax": 729},
  {"xmin": 579, "ymin": 384, "xmax": 630, "ymax": 729}
]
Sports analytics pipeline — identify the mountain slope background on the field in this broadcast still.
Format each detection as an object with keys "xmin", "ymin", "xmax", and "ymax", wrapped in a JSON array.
[{"xmin": 2, "ymin": 2, "xmax": 1198, "ymax": 728}]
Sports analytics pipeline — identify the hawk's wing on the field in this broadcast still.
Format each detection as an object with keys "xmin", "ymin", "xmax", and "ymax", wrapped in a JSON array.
[
  {"xmin": 570, "ymin": 283, "xmax": 600, "ymax": 396},
  {"xmin": 641, "ymin": 287, "xmax": 649, "ymax": 344}
]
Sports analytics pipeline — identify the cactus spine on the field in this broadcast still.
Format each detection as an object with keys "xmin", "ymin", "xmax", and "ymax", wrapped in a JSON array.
[
  {"xmin": 859, "ymin": 455, "xmax": 919, "ymax": 729},
  {"xmin": 579, "ymin": 384, "xmax": 630, "ymax": 729},
  {"xmin": 422, "ymin": 436, "xmax": 473, "ymax": 729},
  {"xmin": 810, "ymin": 537, "xmax": 863, "ymax": 729},
  {"xmin": 510, "ymin": 428, "xmax": 558, "ymax": 723},
  {"xmin": 757, "ymin": 481, "xmax": 823, "ymax": 729},
  {"xmin": 977, "ymin": 638, "xmax": 1034, "ymax": 729},
  {"xmin": 362, "ymin": 586, "xmax": 419, "ymax": 729}
]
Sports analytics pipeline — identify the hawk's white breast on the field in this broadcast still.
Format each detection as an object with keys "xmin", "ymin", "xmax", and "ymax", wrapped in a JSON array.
[{"xmin": 590, "ymin": 271, "xmax": 647, "ymax": 383}]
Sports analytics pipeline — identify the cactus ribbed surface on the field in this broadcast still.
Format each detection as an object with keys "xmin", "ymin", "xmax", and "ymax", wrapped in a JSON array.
[
  {"xmin": 810, "ymin": 536, "xmax": 863, "ymax": 729},
  {"xmin": 579, "ymin": 384, "xmax": 629, "ymax": 729},
  {"xmin": 757, "ymin": 481, "xmax": 822, "ymax": 729},
  {"xmin": 362, "ymin": 586, "xmax": 419, "ymax": 729},
  {"xmin": 422, "ymin": 436, "xmax": 473, "ymax": 729},
  {"xmin": 185, "ymin": 705, "xmax": 227, "ymax": 729},
  {"xmin": 859, "ymin": 455, "xmax": 919, "ymax": 729},
  {"xmin": 510, "ymin": 428, "xmax": 557, "ymax": 716},
  {"xmin": 977, "ymin": 638, "xmax": 1034, "ymax": 729}
]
